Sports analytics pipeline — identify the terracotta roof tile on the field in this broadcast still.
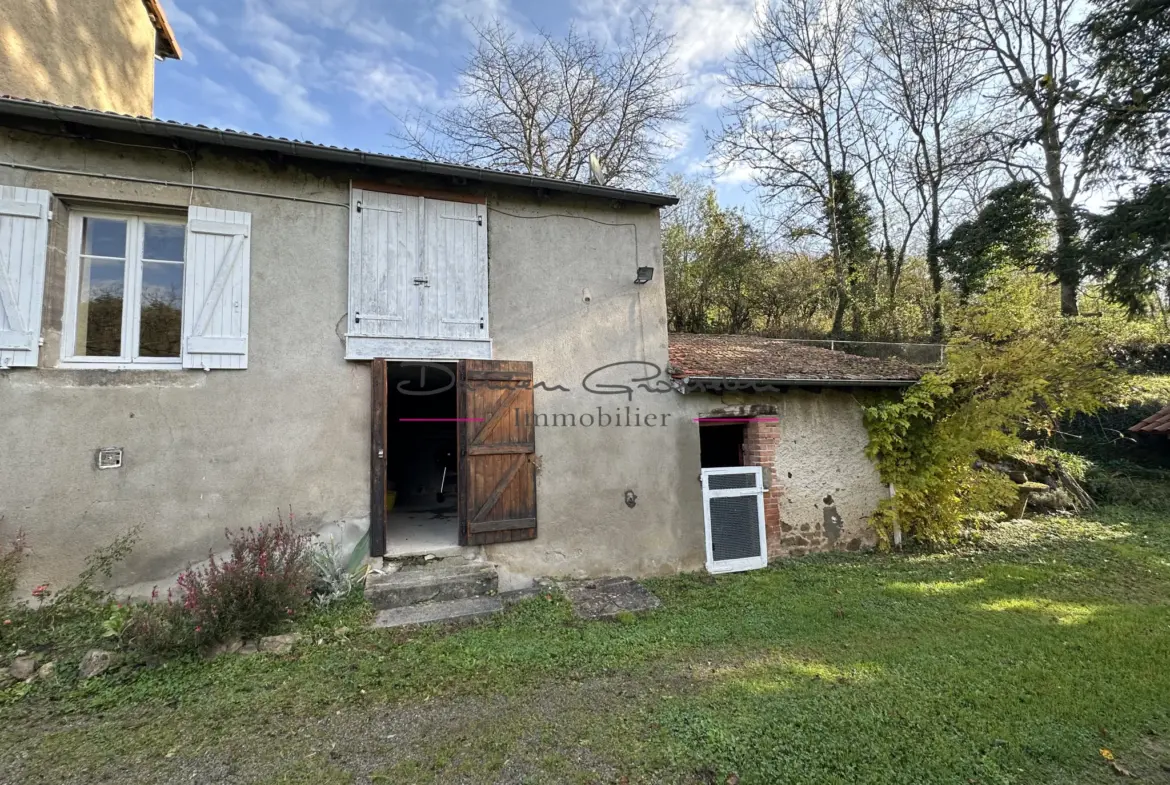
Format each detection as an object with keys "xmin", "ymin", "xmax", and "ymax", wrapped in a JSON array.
[
  {"xmin": 668, "ymin": 333, "xmax": 923, "ymax": 386},
  {"xmin": 1131, "ymin": 404, "xmax": 1170, "ymax": 434}
]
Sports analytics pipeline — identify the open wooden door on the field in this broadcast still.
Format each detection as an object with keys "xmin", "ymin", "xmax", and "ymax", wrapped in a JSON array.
[
  {"xmin": 458, "ymin": 360, "xmax": 537, "ymax": 545},
  {"xmin": 370, "ymin": 359, "xmax": 388, "ymax": 557}
]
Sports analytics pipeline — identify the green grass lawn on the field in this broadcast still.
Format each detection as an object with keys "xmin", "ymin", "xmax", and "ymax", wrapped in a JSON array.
[{"xmin": 3, "ymin": 506, "xmax": 1170, "ymax": 784}]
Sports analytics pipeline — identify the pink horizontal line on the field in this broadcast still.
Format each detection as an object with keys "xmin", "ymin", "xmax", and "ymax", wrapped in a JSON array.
[
  {"xmin": 693, "ymin": 417, "xmax": 780, "ymax": 423},
  {"xmin": 399, "ymin": 417, "xmax": 484, "ymax": 422}
]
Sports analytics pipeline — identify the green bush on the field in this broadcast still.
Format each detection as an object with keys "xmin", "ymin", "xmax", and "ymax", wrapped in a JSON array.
[{"xmin": 864, "ymin": 271, "xmax": 1124, "ymax": 545}]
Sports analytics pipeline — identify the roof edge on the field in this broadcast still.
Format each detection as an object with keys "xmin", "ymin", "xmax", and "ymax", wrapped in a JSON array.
[
  {"xmin": 0, "ymin": 98, "xmax": 679, "ymax": 207},
  {"xmin": 143, "ymin": 0, "xmax": 182, "ymax": 60},
  {"xmin": 678, "ymin": 375, "xmax": 919, "ymax": 390}
]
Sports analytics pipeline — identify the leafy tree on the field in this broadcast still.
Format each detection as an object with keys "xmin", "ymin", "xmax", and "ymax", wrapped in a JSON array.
[
  {"xmin": 826, "ymin": 171, "xmax": 878, "ymax": 336},
  {"xmin": 1081, "ymin": 0, "xmax": 1170, "ymax": 177},
  {"xmin": 663, "ymin": 188, "xmax": 772, "ymax": 334},
  {"xmin": 939, "ymin": 181, "xmax": 1051, "ymax": 299},
  {"xmin": 1083, "ymin": 182, "xmax": 1170, "ymax": 316},
  {"xmin": 864, "ymin": 270, "xmax": 1122, "ymax": 545}
]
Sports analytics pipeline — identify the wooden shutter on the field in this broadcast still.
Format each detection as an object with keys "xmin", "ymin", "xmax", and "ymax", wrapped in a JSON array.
[
  {"xmin": 182, "ymin": 206, "xmax": 251, "ymax": 370},
  {"xmin": 458, "ymin": 359, "xmax": 537, "ymax": 545},
  {"xmin": 0, "ymin": 187, "xmax": 50, "ymax": 368},
  {"xmin": 422, "ymin": 199, "xmax": 487, "ymax": 341},
  {"xmin": 347, "ymin": 190, "xmax": 420, "ymax": 352}
]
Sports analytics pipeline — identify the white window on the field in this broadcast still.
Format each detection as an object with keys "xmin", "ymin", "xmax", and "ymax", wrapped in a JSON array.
[{"xmin": 62, "ymin": 211, "xmax": 187, "ymax": 369}]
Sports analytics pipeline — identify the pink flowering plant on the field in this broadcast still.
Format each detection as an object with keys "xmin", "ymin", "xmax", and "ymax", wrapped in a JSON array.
[{"xmin": 171, "ymin": 509, "xmax": 314, "ymax": 646}]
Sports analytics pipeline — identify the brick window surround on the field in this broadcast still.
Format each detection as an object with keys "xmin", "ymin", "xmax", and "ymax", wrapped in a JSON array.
[{"xmin": 742, "ymin": 418, "xmax": 782, "ymax": 558}]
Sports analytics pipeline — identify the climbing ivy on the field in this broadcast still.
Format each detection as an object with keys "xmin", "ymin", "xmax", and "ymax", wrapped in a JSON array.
[{"xmin": 862, "ymin": 271, "xmax": 1124, "ymax": 546}]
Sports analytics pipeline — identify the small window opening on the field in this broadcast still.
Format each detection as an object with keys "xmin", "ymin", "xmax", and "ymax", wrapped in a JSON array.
[{"xmin": 700, "ymin": 423, "xmax": 746, "ymax": 468}]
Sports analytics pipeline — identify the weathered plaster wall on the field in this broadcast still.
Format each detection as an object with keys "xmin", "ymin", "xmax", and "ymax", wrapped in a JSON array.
[
  {"xmin": 0, "ymin": 129, "xmax": 369, "ymax": 595},
  {"xmin": 674, "ymin": 391, "xmax": 886, "ymax": 558},
  {"xmin": 0, "ymin": 0, "xmax": 157, "ymax": 116},
  {"xmin": 484, "ymin": 203, "xmax": 705, "ymax": 581},
  {"xmin": 0, "ymin": 126, "xmax": 704, "ymax": 595}
]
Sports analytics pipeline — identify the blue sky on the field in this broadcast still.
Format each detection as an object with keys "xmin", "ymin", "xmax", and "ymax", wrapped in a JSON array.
[{"xmin": 155, "ymin": 0, "xmax": 760, "ymax": 202}]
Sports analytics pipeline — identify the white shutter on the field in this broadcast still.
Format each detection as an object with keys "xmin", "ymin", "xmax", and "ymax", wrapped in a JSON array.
[
  {"xmin": 422, "ymin": 199, "xmax": 487, "ymax": 341},
  {"xmin": 347, "ymin": 189, "xmax": 420, "ymax": 344},
  {"xmin": 0, "ymin": 187, "xmax": 51, "ymax": 368},
  {"xmin": 345, "ymin": 189, "xmax": 490, "ymax": 361},
  {"xmin": 181, "ymin": 206, "xmax": 251, "ymax": 370}
]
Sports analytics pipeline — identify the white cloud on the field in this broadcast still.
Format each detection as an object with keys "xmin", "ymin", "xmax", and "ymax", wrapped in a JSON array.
[
  {"xmin": 334, "ymin": 54, "xmax": 445, "ymax": 111},
  {"xmin": 194, "ymin": 6, "xmax": 219, "ymax": 26},
  {"xmin": 160, "ymin": 0, "xmax": 230, "ymax": 57},
  {"xmin": 434, "ymin": 0, "xmax": 512, "ymax": 40},
  {"xmin": 240, "ymin": 57, "xmax": 331, "ymax": 127},
  {"xmin": 662, "ymin": 0, "xmax": 758, "ymax": 75}
]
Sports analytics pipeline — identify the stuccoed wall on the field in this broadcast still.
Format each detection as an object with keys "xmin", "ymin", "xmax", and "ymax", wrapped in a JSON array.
[
  {"xmin": 673, "ymin": 390, "xmax": 886, "ymax": 558},
  {"xmin": 0, "ymin": 125, "xmax": 704, "ymax": 596},
  {"xmin": 0, "ymin": 0, "xmax": 157, "ymax": 116}
]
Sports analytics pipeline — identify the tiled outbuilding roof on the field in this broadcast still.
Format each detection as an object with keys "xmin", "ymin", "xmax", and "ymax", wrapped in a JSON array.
[
  {"xmin": 1131, "ymin": 404, "xmax": 1170, "ymax": 435},
  {"xmin": 668, "ymin": 333, "xmax": 923, "ymax": 387}
]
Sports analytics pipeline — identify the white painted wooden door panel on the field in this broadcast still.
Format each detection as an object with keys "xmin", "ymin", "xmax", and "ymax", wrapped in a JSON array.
[
  {"xmin": 0, "ymin": 187, "xmax": 51, "ymax": 368},
  {"xmin": 182, "ymin": 206, "xmax": 251, "ymax": 370},
  {"xmin": 422, "ymin": 199, "xmax": 487, "ymax": 341},
  {"xmin": 349, "ymin": 190, "xmax": 420, "ymax": 340}
]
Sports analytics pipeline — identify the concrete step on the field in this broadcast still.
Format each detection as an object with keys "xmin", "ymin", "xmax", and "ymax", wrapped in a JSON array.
[
  {"xmin": 364, "ymin": 560, "xmax": 498, "ymax": 611},
  {"xmin": 372, "ymin": 595, "xmax": 504, "ymax": 629}
]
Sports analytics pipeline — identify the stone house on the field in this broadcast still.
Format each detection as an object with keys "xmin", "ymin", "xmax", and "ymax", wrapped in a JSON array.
[{"xmin": 0, "ymin": 2, "xmax": 922, "ymax": 599}]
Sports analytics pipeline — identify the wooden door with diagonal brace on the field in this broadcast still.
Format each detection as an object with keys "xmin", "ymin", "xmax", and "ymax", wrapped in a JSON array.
[{"xmin": 458, "ymin": 359, "xmax": 537, "ymax": 545}]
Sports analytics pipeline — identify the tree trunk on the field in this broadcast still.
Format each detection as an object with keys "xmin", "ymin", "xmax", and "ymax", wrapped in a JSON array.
[
  {"xmin": 1053, "ymin": 203, "xmax": 1081, "ymax": 316},
  {"xmin": 925, "ymin": 197, "xmax": 945, "ymax": 340}
]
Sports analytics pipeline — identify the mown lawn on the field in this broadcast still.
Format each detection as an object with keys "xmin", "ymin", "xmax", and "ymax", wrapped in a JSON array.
[{"xmin": 2, "ymin": 507, "xmax": 1170, "ymax": 784}]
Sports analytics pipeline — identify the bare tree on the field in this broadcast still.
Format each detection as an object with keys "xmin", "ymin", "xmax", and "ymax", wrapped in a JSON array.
[
  {"xmin": 862, "ymin": 0, "xmax": 998, "ymax": 337},
  {"xmin": 393, "ymin": 11, "xmax": 687, "ymax": 186},
  {"xmin": 960, "ymin": 0, "xmax": 1100, "ymax": 315},
  {"xmin": 853, "ymin": 117, "xmax": 926, "ymax": 338},
  {"xmin": 718, "ymin": 0, "xmax": 867, "ymax": 337}
]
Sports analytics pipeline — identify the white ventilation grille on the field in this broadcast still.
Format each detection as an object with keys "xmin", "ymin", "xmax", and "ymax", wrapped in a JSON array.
[{"xmin": 702, "ymin": 467, "xmax": 767, "ymax": 573}]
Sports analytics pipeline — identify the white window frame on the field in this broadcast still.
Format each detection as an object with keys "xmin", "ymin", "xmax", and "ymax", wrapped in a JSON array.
[
  {"xmin": 61, "ymin": 209, "xmax": 187, "ymax": 370},
  {"xmin": 702, "ymin": 466, "xmax": 769, "ymax": 574}
]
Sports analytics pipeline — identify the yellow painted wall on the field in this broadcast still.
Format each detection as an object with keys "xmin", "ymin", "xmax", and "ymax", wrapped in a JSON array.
[{"xmin": 0, "ymin": 0, "xmax": 156, "ymax": 116}]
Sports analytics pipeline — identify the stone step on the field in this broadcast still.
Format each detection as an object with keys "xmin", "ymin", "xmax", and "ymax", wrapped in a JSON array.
[
  {"xmin": 372, "ymin": 595, "xmax": 504, "ymax": 629},
  {"xmin": 364, "ymin": 560, "xmax": 498, "ymax": 611}
]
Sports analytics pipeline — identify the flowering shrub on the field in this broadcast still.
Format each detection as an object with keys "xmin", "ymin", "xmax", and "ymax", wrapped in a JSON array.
[
  {"xmin": 174, "ymin": 510, "xmax": 315, "ymax": 645},
  {"xmin": 0, "ymin": 530, "xmax": 28, "ymax": 607},
  {"xmin": 121, "ymin": 598, "xmax": 197, "ymax": 658}
]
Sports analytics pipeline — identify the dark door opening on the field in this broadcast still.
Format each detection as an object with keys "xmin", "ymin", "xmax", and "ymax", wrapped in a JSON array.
[
  {"xmin": 700, "ymin": 423, "xmax": 746, "ymax": 468},
  {"xmin": 383, "ymin": 361, "xmax": 459, "ymax": 556}
]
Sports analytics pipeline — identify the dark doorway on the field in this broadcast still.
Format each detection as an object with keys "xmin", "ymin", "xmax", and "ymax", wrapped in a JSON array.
[
  {"xmin": 700, "ymin": 423, "xmax": 746, "ymax": 468},
  {"xmin": 384, "ymin": 361, "xmax": 459, "ymax": 556}
]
